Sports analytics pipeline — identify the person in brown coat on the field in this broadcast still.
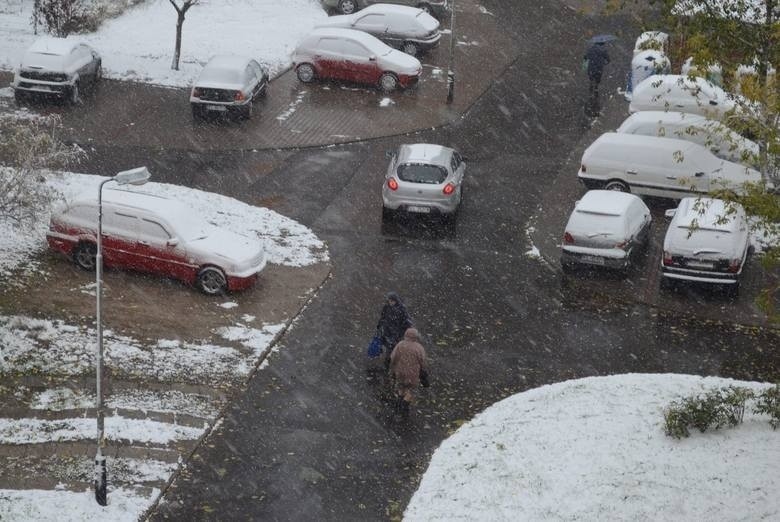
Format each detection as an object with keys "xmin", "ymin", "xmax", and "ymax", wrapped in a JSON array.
[{"xmin": 389, "ymin": 328, "xmax": 428, "ymax": 415}]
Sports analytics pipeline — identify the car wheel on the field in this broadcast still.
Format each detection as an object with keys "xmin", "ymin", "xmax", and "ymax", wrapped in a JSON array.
[
  {"xmin": 73, "ymin": 242, "xmax": 97, "ymax": 271},
  {"xmin": 725, "ymin": 282, "xmax": 740, "ymax": 298},
  {"xmin": 604, "ymin": 180, "xmax": 630, "ymax": 192},
  {"xmin": 338, "ymin": 0, "xmax": 357, "ymax": 14},
  {"xmin": 69, "ymin": 81, "xmax": 80, "ymax": 105},
  {"xmin": 296, "ymin": 63, "xmax": 316, "ymax": 83},
  {"xmin": 192, "ymin": 105, "xmax": 204, "ymax": 121},
  {"xmin": 401, "ymin": 41, "xmax": 418, "ymax": 56},
  {"xmin": 13, "ymin": 90, "xmax": 26, "ymax": 104},
  {"xmin": 196, "ymin": 266, "xmax": 228, "ymax": 295},
  {"xmin": 379, "ymin": 72, "xmax": 399, "ymax": 93}
]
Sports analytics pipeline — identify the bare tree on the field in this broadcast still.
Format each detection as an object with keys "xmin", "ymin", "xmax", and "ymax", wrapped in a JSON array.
[
  {"xmin": 168, "ymin": 0, "xmax": 199, "ymax": 71},
  {"xmin": 32, "ymin": 0, "xmax": 87, "ymax": 37},
  {"xmin": 0, "ymin": 116, "xmax": 84, "ymax": 227}
]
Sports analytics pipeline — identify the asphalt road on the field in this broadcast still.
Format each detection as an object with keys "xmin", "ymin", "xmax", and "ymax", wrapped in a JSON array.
[{"xmin": 9, "ymin": 0, "xmax": 778, "ymax": 520}]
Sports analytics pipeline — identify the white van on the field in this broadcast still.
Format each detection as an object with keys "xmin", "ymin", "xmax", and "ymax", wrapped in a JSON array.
[
  {"xmin": 577, "ymin": 133, "xmax": 763, "ymax": 199},
  {"xmin": 616, "ymin": 111, "xmax": 759, "ymax": 167}
]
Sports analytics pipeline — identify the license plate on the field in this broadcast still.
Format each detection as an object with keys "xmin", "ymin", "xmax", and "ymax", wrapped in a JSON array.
[
  {"xmin": 206, "ymin": 104, "xmax": 227, "ymax": 112},
  {"xmin": 580, "ymin": 255, "xmax": 605, "ymax": 266},
  {"xmin": 687, "ymin": 261, "xmax": 713, "ymax": 269},
  {"xmin": 407, "ymin": 205, "xmax": 431, "ymax": 213}
]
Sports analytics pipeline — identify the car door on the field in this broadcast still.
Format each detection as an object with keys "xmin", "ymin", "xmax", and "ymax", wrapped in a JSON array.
[
  {"xmin": 353, "ymin": 13, "xmax": 390, "ymax": 42},
  {"xmin": 243, "ymin": 63, "xmax": 258, "ymax": 101},
  {"xmin": 314, "ymin": 37, "xmax": 345, "ymax": 80},
  {"xmin": 339, "ymin": 38, "xmax": 378, "ymax": 84},
  {"xmin": 135, "ymin": 215, "xmax": 193, "ymax": 281},
  {"xmin": 101, "ymin": 209, "xmax": 140, "ymax": 269},
  {"xmin": 450, "ymin": 151, "xmax": 466, "ymax": 202},
  {"xmin": 73, "ymin": 45, "xmax": 92, "ymax": 80},
  {"xmin": 249, "ymin": 60, "xmax": 267, "ymax": 97}
]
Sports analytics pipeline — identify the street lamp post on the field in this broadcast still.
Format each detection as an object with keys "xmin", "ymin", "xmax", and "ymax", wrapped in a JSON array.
[
  {"xmin": 446, "ymin": 0, "xmax": 456, "ymax": 104},
  {"xmin": 95, "ymin": 167, "xmax": 151, "ymax": 506}
]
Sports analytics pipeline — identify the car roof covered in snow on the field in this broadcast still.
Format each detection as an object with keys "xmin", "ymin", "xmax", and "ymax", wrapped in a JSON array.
[
  {"xmin": 360, "ymin": 3, "xmax": 426, "ymax": 16},
  {"xmin": 673, "ymin": 197, "xmax": 744, "ymax": 232},
  {"xmin": 204, "ymin": 54, "xmax": 252, "ymax": 70},
  {"xmin": 576, "ymin": 190, "xmax": 642, "ymax": 216},
  {"xmin": 303, "ymin": 27, "xmax": 392, "ymax": 53},
  {"xmin": 28, "ymin": 36, "xmax": 81, "ymax": 56},
  {"xmin": 397, "ymin": 143, "xmax": 454, "ymax": 167}
]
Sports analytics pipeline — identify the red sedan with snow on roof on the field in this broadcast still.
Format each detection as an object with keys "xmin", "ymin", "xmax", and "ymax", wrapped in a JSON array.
[{"xmin": 46, "ymin": 189, "xmax": 266, "ymax": 295}]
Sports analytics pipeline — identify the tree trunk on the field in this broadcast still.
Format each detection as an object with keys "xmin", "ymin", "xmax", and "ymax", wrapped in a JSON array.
[{"xmin": 171, "ymin": 11, "xmax": 185, "ymax": 71}]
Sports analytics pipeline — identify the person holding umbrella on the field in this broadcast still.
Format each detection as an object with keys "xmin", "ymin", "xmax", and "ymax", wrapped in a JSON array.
[{"xmin": 583, "ymin": 34, "xmax": 614, "ymax": 115}]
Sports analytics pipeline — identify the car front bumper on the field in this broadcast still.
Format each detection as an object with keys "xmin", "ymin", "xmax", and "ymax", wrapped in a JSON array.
[{"xmin": 13, "ymin": 79, "xmax": 74, "ymax": 96}]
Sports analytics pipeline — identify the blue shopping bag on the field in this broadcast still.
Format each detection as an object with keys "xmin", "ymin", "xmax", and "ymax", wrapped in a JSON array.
[{"xmin": 367, "ymin": 336, "xmax": 383, "ymax": 358}]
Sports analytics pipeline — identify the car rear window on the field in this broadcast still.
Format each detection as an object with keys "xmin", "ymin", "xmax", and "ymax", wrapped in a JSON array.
[
  {"xmin": 397, "ymin": 163, "xmax": 448, "ymax": 184},
  {"xmin": 199, "ymin": 66, "xmax": 243, "ymax": 85}
]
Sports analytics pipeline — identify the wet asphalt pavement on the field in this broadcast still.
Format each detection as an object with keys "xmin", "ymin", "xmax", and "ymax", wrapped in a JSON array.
[{"xmin": 13, "ymin": 0, "xmax": 778, "ymax": 520}]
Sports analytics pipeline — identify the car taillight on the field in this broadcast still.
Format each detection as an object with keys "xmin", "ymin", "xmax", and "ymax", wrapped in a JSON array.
[
  {"xmin": 563, "ymin": 232, "xmax": 574, "ymax": 244},
  {"xmin": 580, "ymin": 163, "xmax": 586, "ymax": 173},
  {"xmin": 387, "ymin": 178, "xmax": 399, "ymax": 191},
  {"xmin": 234, "ymin": 90, "xmax": 245, "ymax": 101},
  {"xmin": 728, "ymin": 259, "xmax": 740, "ymax": 273},
  {"xmin": 662, "ymin": 250, "xmax": 672, "ymax": 266},
  {"xmin": 192, "ymin": 88, "xmax": 201, "ymax": 98},
  {"xmin": 442, "ymin": 182, "xmax": 455, "ymax": 195}
]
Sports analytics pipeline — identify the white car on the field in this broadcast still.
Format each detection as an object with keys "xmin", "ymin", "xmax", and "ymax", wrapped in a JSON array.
[
  {"xmin": 12, "ymin": 36, "xmax": 101, "ymax": 104},
  {"xmin": 628, "ymin": 75, "xmax": 736, "ymax": 119},
  {"xmin": 616, "ymin": 111, "xmax": 759, "ymax": 167},
  {"xmin": 190, "ymin": 55, "xmax": 269, "ymax": 120},
  {"xmin": 314, "ymin": 4, "xmax": 440, "ymax": 56},
  {"xmin": 292, "ymin": 27, "xmax": 422, "ymax": 91},
  {"xmin": 561, "ymin": 190, "xmax": 651, "ymax": 272},
  {"xmin": 661, "ymin": 197, "xmax": 751, "ymax": 295},
  {"xmin": 633, "ymin": 30, "xmax": 669, "ymax": 56},
  {"xmin": 46, "ymin": 189, "xmax": 266, "ymax": 295}
]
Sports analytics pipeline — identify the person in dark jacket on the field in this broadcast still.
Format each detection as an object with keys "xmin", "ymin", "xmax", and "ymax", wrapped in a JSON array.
[
  {"xmin": 376, "ymin": 292, "xmax": 413, "ymax": 367},
  {"xmin": 584, "ymin": 41, "xmax": 610, "ymax": 112}
]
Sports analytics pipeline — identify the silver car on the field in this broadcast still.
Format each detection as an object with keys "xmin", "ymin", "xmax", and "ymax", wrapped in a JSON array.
[
  {"xmin": 321, "ymin": 0, "xmax": 448, "ymax": 19},
  {"xmin": 314, "ymin": 4, "xmax": 441, "ymax": 56},
  {"xmin": 382, "ymin": 143, "xmax": 465, "ymax": 223},
  {"xmin": 190, "ymin": 55, "xmax": 269, "ymax": 121},
  {"xmin": 12, "ymin": 37, "xmax": 101, "ymax": 104}
]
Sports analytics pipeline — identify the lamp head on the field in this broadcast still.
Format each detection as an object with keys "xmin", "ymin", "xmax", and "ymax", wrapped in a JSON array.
[{"xmin": 114, "ymin": 167, "xmax": 151, "ymax": 186}]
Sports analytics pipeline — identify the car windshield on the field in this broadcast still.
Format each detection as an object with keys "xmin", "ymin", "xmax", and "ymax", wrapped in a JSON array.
[
  {"xmin": 397, "ymin": 163, "xmax": 448, "ymax": 184},
  {"xmin": 199, "ymin": 66, "xmax": 243, "ymax": 85}
]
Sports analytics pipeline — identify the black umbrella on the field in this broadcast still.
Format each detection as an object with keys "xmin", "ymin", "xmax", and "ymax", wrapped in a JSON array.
[{"xmin": 587, "ymin": 34, "xmax": 618, "ymax": 45}]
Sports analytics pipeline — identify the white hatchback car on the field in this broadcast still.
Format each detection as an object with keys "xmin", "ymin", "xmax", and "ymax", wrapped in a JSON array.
[
  {"xmin": 314, "ymin": 4, "xmax": 440, "ymax": 56},
  {"xmin": 12, "ymin": 36, "xmax": 101, "ymax": 104},
  {"xmin": 561, "ymin": 190, "xmax": 652, "ymax": 272},
  {"xmin": 292, "ymin": 27, "xmax": 422, "ymax": 91},
  {"xmin": 190, "ymin": 55, "xmax": 269, "ymax": 120},
  {"xmin": 628, "ymin": 75, "xmax": 736, "ymax": 119},
  {"xmin": 661, "ymin": 197, "xmax": 751, "ymax": 295}
]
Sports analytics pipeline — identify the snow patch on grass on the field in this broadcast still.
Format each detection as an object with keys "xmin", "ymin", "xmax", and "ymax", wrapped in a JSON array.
[{"xmin": 0, "ymin": 487, "xmax": 158, "ymax": 522}]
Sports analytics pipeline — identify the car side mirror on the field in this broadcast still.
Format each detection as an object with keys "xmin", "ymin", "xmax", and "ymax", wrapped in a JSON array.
[
  {"xmin": 694, "ymin": 171, "xmax": 705, "ymax": 177},
  {"xmin": 167, "ymin": 238, "xmax": 179, "ymax": 247},
  {"xmin": 369, "ymin": 55, "xmax": 377, "ymax": 61},
  {"xmin": 665, "ymin": 209, "xmax": 676, "ymax": 218},
  {"xmin": 385, "ymin": 150, "xmax": 395, "ymax": 159},
  {"xmin": 709, "ymin": 100, "xmax": 718, "ymax": 105}
]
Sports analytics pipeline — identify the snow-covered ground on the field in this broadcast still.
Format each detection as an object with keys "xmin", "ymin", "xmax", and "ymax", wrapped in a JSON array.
[
  {"xmin": 0, "ymin": 0, "xmax": 327, "ymax": 87},
  {"xmin": 0, "ymin": 170, "xmax": 329, "ymax": 520},
  {"xmin": 406, "ymin": 374, "xmax": 780, "ymax": 521}
]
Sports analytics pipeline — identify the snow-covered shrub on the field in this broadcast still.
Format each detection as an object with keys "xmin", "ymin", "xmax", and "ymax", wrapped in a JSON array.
[{"xmin": 753, "ymin": 385, "xmax": 780, "ymax": 429}]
